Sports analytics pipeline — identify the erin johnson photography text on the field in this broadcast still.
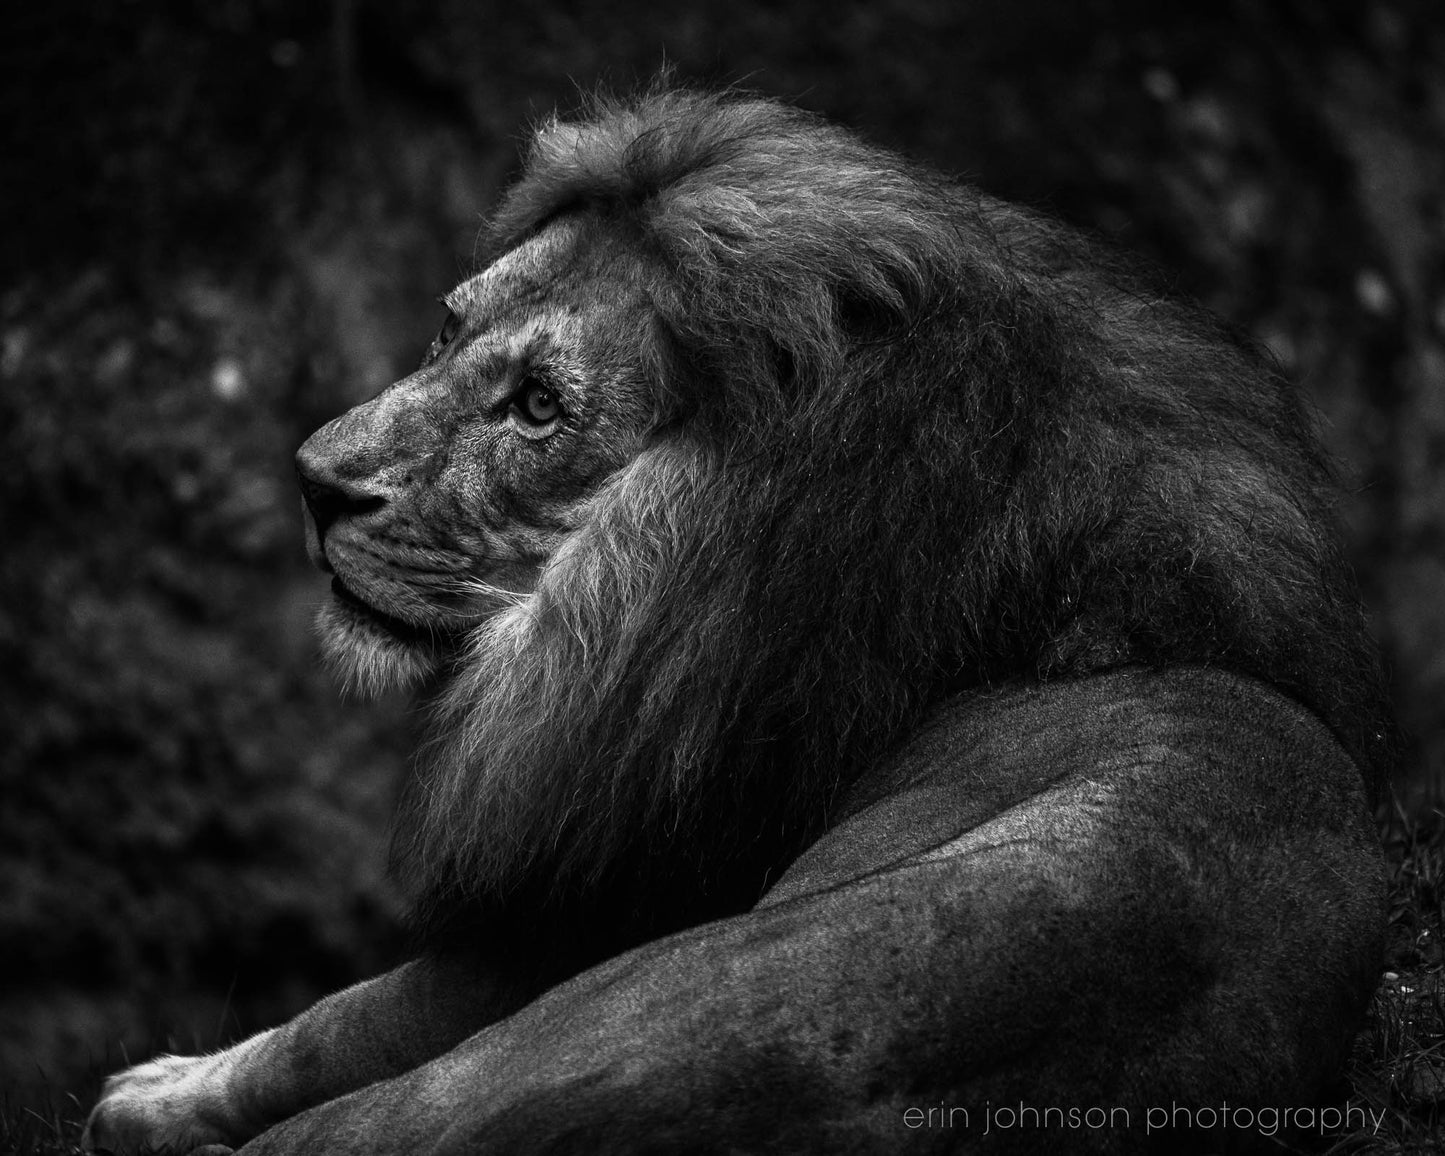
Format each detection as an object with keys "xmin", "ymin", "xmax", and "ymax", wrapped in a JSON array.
[{"xmin": 902, "ymin": 1102, "xmax": 1387, "ymax": 1139}]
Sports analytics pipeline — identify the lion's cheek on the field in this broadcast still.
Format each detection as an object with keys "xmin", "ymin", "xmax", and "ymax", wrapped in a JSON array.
[{"xmin": 314, "ymin": 598, "xmax": 438, "ymax": 699}]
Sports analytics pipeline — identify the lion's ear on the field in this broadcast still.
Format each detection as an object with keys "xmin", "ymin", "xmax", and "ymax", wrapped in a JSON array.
[{"xmin": 835, "ymin": 289, "xmax": 910, "ymax": 347}]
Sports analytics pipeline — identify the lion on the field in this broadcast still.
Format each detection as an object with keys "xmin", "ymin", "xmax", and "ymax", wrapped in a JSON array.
[{"xmin": 85, "ymin": 87, "xmax": 1391, "ymax": 1154}]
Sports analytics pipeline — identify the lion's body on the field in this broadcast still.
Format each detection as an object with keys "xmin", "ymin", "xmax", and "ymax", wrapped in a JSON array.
[{"xmin": 86, "ymin": 87, "xmax": 1390, "ymax": 1154}]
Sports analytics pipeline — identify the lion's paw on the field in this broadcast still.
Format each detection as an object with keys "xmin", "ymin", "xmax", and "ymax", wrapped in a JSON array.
[{"xmin": 83, "ymin": 1053, "xmax": 242, "ymax": 1155}]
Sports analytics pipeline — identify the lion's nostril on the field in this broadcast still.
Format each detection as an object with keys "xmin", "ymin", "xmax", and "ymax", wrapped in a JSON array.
[{"xmin": 296, "ymin": 468, "xmax": 386, "ymax": 538}]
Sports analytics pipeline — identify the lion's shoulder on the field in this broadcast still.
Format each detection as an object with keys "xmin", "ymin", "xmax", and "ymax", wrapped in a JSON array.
[{"xmin": 761, "ymin": 667, "xmax": 1375, "ymax": 911}]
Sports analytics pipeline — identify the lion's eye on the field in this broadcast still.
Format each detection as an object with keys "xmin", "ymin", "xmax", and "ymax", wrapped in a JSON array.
[
  {"xmin": 421, "ymin": 309, "xmax": 462, "ymax": 368},
  {"xmin": 514, "ymin": 378, "xmax": 563, "ymax": 426}
]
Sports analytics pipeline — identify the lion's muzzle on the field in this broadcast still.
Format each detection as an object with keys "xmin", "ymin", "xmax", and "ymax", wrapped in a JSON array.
[{"xmin": 295, "ymin": 440, "xmax": 388, "ymax": 574}]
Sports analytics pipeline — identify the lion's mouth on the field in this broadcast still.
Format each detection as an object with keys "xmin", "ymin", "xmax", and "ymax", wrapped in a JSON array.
[{"xmin": 329, "ymin": 577, "xmax": 433, "ymax": 646}]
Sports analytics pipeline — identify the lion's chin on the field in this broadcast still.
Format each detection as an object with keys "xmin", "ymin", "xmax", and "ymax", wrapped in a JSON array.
[{"xmin": 314, "ymin": 594, "xmax": 442, "ymax": 699}]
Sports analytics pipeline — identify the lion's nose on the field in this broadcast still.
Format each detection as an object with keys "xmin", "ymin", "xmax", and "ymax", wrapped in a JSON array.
[{"xmin": 295, "ymin": 444, "xmax": 386, "ymax": 543}]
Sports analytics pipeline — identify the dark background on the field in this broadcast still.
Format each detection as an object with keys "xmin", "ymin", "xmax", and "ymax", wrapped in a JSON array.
[{"xmin": 2, "ymin": 0, "xmax": 1442, "ymax": 1114}]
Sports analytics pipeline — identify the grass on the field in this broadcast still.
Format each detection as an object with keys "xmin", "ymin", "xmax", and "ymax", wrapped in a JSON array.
[
  {"xmin": 0, "ymin": 1084, "xmax": 88, "ymax": 1156},
  {"xmin": 1330, "ymin": 806, "xmax": 1445, "ymax": 1153}
]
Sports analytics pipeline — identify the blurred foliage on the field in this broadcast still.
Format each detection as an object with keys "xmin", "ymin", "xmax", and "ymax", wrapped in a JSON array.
[{"xmin": 1, "ymin": 0, "xmax": 1442, "ymax": 1130}]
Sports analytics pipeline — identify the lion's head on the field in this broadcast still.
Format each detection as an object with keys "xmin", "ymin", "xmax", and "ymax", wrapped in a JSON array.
[
  {"xmin": 297, "ymin": 214, "xmax": 668, "ymax": 697},
  {"xmin": 297, "ymin": 87, "xmax": 1392, "ymax": 946}
]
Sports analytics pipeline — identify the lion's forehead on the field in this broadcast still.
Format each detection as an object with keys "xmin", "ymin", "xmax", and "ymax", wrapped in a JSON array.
[
  {"xmin": 446, "ymin": 225, "xmax": 579, "ymax": 313},
  {"xmin": 442, "ymin": 220, "xmax": 653, "ymax": 377},
  {"xmin": 447, "ymin": 218, "xmax": 642, "ymax": 319}
]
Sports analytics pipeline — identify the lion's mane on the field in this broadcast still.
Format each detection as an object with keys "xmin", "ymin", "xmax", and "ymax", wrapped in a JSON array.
[{"xmin": 395, "ymin": 87, "xmax": 1392, "ymax": 949}]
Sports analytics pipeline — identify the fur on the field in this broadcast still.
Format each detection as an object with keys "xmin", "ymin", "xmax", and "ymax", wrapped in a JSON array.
[{"xmin": 393, "ymin": 86, "xmax": 1394, "ymax": 946}]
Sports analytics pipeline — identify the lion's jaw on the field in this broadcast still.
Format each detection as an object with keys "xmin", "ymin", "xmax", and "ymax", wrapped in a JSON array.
[
  {"xmin": 313, "ymin": 586, "xmax": 441, "ymax": 699},
  {"xmin": 311, "ymin": 567, "xmax": 536, "ymax": 699},
  {"xmin": 296, "ymin": 216, "xmax": 665, "ymax": 700}
]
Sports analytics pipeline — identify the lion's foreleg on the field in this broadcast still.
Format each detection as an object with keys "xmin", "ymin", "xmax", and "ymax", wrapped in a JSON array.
[
  {"xmin": 218, "ymin": 857, "xmax": 1085, "ymax": 1155},
  {"xmin": 226, "ymin": 784, "xmax": 1380, "ymax": 1155},
  {"xmin": 83, "ymin": 953, "xmax": 529, "ymax": 1154}
]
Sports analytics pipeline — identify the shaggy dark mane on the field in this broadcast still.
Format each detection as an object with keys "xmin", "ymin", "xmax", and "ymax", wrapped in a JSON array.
[{"xmin": 396, "ymin": 87, "xmax": 1393, "ymax": 949}]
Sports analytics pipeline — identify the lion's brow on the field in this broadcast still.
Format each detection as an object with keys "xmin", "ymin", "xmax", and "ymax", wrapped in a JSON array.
[
  {"xmin": 447, "ymin": 224, "xmax": 581, "ymax": 314},
  {"xmin": 444, "ymin": 275, "xmax": 570, "ymax": 327},
  {"xmin": 441, "ymin": 284, "xmax": 482, "ymax": 316}
]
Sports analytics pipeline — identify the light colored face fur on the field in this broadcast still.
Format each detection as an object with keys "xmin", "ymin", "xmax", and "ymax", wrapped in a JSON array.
[{"xmin": 296, "ymin": 217, "xmax": 664, "ymax": 696}]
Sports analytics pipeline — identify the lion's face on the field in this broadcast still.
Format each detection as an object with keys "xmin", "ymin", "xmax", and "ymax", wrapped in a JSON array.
[{"xmin": 297, "ymin": 217, "xmax": 664, "ymax": 695}]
